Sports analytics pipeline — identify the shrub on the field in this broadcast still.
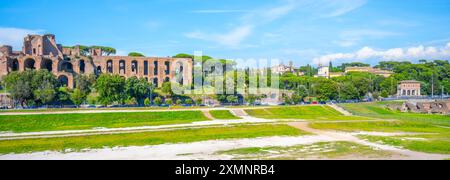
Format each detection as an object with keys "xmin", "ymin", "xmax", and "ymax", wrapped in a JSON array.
[
  {"xmin": 144, "ymin": 98, "xmax": 151, "ymax": 107},
  {"xmin": 185, "ymin": 99, "xmax": 193, "ymax": 105},
  {"xmin": 154, "ymin": 97, "xmax": 163, "ymax": 106},
  {"xmin": 176, "ymin": 99, "xmax": 183, "ymax": 105},
  {"xmin": 165, "ymin": 99, "xmax": 173, "ymax": 105}
]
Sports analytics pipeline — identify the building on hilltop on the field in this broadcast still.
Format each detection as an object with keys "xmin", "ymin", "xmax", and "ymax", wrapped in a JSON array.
[
  {"xmin": 345, "ymin": 66, "xmax": 393, "ymax": 77},
  {"xmin": 0, "ymin": 34, "xmax": 193, "ymax": 88},
  {"xmin": 315, "ymin": 63, "xmax": 329, "ymax": 78}
]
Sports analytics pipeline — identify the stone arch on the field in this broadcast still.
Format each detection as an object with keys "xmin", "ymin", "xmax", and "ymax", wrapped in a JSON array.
[
  {"xmin": 153, "ymin": 61, "xmax": 159, "ymax": 75},
  {"xmin": 58, "ymin": 75, "xmax": 69, "ymax": 87},
  {"xmin": 164, "ymin": 61, "xmax": 170, "ymax": 75},
  {"xmin": 79, "ymin": 60, "xmax": 85, "ymax": 73},
  {"xmin": 97, "ymin": 66, "xmax": 102, "ymax": 74},
  {"xmin": 131, "ymin": 60, "xmax": 138, "ymax": 74},
  {"xmin": 175, "ymin": 61, "xmax": 184, "ymax": 84},
  {"xmin": 107, "ymin": 60, "xmax": 113, "ymax": 73},
  {"xmin": 41, "ymin": 59, "xmax": 53, "ymax": 72},
  {"xmin": 119, "ymin": 60, "xmax": 126, "ymax": 74},
  {"xmin": 59, "ymin": 61, "xmax": 73, "ymax": 72},
  {"xmin": 24, "ymin": 58, "xmax": 36, "ymax": 70},
  {"xmin": 9, "ymin": 58, "xmax": 19, "ymax": 72}
]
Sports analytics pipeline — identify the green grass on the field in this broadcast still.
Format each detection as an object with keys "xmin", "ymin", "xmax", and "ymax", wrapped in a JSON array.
[
  {"xmin": 359, "ymin": 133, "xmax": 450, "ymax": 154},
  {"xmin": 217, "ymin": 141, "xmax": 393, "ymax": 160},
  {"xmin": 340, "ymin": 102, "xmax": 450, "ymax": 126},
  {"xmin": 0, "ymin": 111, "xmax": 210, "ymax": 133},
  {"xmin": 310, "ymin": 121, "xmax": 449, "ymax": 133},
  {"xmin": 0, "ymin": 124, "xmax": 308, "ymax": 154},
  {"xmin": 209, "ymin": 110, "xmax": 241, "ymax": 120},
  {"xmin": 0, "ymin": 106, "xmax": 211, "ymax": 113},
  {"xmin": 310, "ymin": 116, "xmax": 450, "ymax": 155},
  {"xmin": 245, "ymin": 105, "xmax": 371, "ymax": 121}
]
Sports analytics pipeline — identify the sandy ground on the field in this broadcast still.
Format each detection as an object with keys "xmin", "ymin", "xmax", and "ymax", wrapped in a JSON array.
[
  {"xmin": 0, "ymin": 135, "xmax": 337, "ymax": 160},
  {"xmin": 328, "ymin": 104, "xmax": 353, "ymax": 116}
]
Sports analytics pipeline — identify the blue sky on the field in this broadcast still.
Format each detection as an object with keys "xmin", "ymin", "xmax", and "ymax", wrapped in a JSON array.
[{"xmin": 1, "ymin": 0, "xmax": 450, "ymax": 66}]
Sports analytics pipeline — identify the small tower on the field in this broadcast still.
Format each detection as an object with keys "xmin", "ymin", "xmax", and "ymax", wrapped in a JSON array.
[{"xmin": 317, "ymin": 63, "xmax": 330, "ymax": 78}]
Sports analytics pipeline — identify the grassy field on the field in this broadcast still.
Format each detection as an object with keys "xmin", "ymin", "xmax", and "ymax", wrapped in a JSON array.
[
  {"xmin": 0, "ymin": 106, "xmax": 211, "ymax": 113},
  {"xmin": 359, "ymin": 133, "xmax": 450, "ymax": 154},
  {"xmin": 340, "ymin": 102, "xmax": 450, "ymax": 126},
  {"xmin": 310, "ymin": 121, "xmax": 449, "ymax": 133},
  {"xmin": 311, "ymin": 102, "xmax": 450, "ymax": 155},
  {"xmin": 0, "ymin": 124, "xmax": 308, "ymax": 154},
  {"xmin": 0, "ymin": 111, "xmax": 209, "ymax": 133},
  {"xmin": 209, "ymin": 110, "xmax": 241, "ymax": 120},
  {"xmin": 217, "ymin": 141, "xmax": 393, "ymax": 160},
  {"xmin": 245, "ymin": 105, "xmax": 372, "ymax": 120}
]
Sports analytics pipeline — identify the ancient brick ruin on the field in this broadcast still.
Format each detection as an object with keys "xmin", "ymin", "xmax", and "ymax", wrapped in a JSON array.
[
  {"xmin": 387, "ymin": 100, "xmax": 450, "ymax": 115},
  {"xmin": 0, "ymin": 34, "xmax": 193, "ymax": 88}
]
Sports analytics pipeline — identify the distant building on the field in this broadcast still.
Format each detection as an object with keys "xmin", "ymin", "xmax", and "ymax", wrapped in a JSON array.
[
  {"xmin": 271, "ymin": 62, "xmax": 294, "ymax": 74},
  {"xmin": 345, "ymin": 67, "xmax": 393, "ymax": 77},
  {"xmin": 329, "ymin": 72, "xmax": 344, "ymax": 78},
  {"xmin": 397, "ymin": 80, "xmax": 422, "ymax": 97},
  {"xmin": 315, "ymin": 64, "xmax": 329, "ymax": 78}
]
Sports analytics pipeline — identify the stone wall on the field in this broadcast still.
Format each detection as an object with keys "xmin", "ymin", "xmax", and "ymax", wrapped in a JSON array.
[{"xmin": 0, "ymin": 34, "xmax": 193, "ymax": 88}]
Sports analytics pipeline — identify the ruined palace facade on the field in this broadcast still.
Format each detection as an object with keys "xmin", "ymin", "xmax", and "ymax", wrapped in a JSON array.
[{"xmin": 0, "ymin": 34, "xmax": 193, "ymax": 88}]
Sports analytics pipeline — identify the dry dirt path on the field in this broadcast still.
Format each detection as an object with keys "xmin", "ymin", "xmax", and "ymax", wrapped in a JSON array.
[
  {"xmin": 0, "ymin": 135, "xmax": 335, "ymax": 160},
  {"xmin": 328, "ymin": 104, "xmax": 353, "ymax": 116},
  {"xmin": 201, "ymin": 110, "xmax": 214, "ymax": 120},
  {"xmin": 287, "ymin": 122, "xmax": 450, "ymax": 160}
]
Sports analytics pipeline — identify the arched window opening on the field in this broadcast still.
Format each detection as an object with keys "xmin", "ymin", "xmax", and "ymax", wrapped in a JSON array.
[
  {"xmin": 119, "ymin": 60, "xmax": 126, "ymax": 74},
  {"xmin": 154, "ymin": 61, "xmax": 158, "ymax": 75},
  {"xmin": 97, "ymin": 66, "xmax": 102, "ymax": 74},
  {"xmin": 107, "ymin": 60, "xmax": 113, "ymax": 73},
  {"xmin": 41, "ymin": 59, "xmax": 53, "ymax": 72},
  {"xmin": 58, "ymin": 75, "xmax": 69, "ymax": 87},
  {"xmin": 165, "ymin": 61, "xmax": 170, "ymax": 75},
  {"xmin": 24, "ymin": 58, "xmax": 36, "ymax": 70},
  {"xmin": 79, "ymin": 60, "xmax": 85, "ymax": 73},
  {"xmin": 60, "ymin": 62, "xmax": 73, "ymax": 72},
  {"xmin": 131, "ymin": 60, "xmax": 138, "ymax": 74},
  {"xmin": 11, "ymin": 59, "xmax": 19, "ymax": 71}
]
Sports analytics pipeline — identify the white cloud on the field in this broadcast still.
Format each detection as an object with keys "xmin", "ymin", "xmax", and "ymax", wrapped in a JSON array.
[
  {"xmin": 322, "ymin": 0, "xmax": 368, "ymax": 17},
  {"xmin": 186, "ymin": 1, "xmax": 298, "ymax": 48},
  {"xmin": 190, "ymin": 10, "xmax": 251, "ymax": 14},
  {"xmin": 185, "ymin": 25, "xmax": 254, "ymax": 48},
  {"xmin": 313, "ymin": 43, "xmax": 450, "ymax": 65},
  {"xmin": 185, "ymin": 0, "xmax": 367, "ymax": 48},
  {"xmin": 0, "ymin": 27, "xmax": 44, "ymax": 49},
  {"xmin": 261, "ymin": 1, "xmax": 297, "ymax": 21},
  {"xmin": 335, "ymin": 29, "xmax": 401, "ymax": 47}
]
